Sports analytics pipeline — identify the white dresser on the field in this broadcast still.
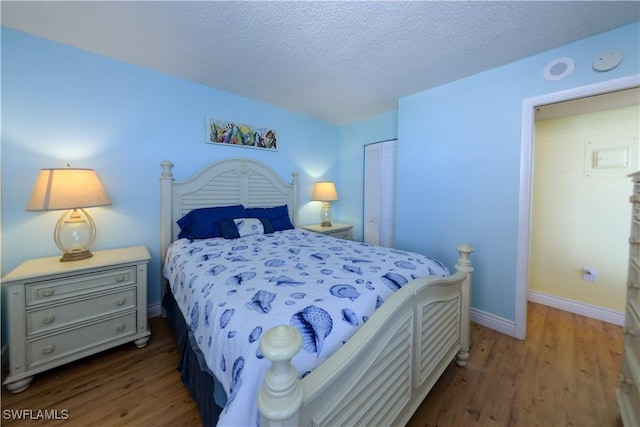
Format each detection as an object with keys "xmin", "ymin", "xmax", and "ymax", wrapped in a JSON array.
[
  {"xmin": 618, "ymin": 172, "xmax": 640, "ymax": 426},
  {"xmin": 2, "ymin": 246, "xmax": 151, "ymax": 393}
]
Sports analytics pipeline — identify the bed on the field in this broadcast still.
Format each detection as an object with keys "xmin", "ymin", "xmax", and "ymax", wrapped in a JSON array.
[{"xmin": 160, "ymin": 157, "xmax": 474, "ymax": 427}]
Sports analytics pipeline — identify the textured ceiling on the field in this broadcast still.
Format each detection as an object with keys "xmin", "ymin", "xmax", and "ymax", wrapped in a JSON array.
[{"xmin": 2, "ymin": 1, "xmax": 639, "ymax": 125}]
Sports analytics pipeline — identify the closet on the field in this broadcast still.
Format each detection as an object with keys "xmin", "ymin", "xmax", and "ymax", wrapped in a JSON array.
[{"xmin": 364, "ymin": 139, "xmax": 397, "ymax": 247}]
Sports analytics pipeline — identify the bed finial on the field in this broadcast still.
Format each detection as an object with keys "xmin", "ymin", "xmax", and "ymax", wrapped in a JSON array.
[
  {"xmin": 160, "ymin": 160, "xmax": 174, "ymax": 178},
  {"xmin": 258, "ymin": 325, "xmax": 303, "ymax": 426},
  {"xmin": 455, "ymin": 243, "xmax": 474, "ymax": 271}
]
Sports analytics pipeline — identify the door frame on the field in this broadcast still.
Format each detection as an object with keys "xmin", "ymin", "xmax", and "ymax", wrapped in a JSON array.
[{"xmin": 514, "ymin": 74, "xmax": 640, "ymax": 339}]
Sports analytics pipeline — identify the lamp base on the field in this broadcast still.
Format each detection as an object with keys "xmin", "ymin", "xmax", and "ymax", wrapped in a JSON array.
[
  {"xmin": 320, "ymin": 202, "xmax": 333, "ymax": 228},
  {"xmin": 60, "ymin": 250, "xmax": 93, "ymax": 262},
  {"xmin": 55, "ymin": 208, "xmax": 97, "ymax": 263}
]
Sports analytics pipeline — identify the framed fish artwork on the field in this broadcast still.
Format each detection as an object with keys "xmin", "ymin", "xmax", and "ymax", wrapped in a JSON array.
[{"xmin": 206, "ymin": 116, "xmax": 278, "ymax": 151}]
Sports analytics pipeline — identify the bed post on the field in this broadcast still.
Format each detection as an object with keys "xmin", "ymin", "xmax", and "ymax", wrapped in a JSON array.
[
  {"xmin": 454, "ymin": 243, "xmax": 474, "ymax": 367},
  {"xmin": 258, "ymin": 325, "xmax": 304, "ymax": 427},
  {"xmin": 160, "ymin": 160, "xmax": 174, "ymax": 316},
  {"xmin": 291, "ymin": 171, "xmax": 300, "ymax": 228}
]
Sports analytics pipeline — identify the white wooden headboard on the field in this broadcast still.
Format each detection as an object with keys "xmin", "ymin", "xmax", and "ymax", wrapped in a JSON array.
[{"xmin": 159, "ymin": 158, "xmax": 300, "ymax": 301}]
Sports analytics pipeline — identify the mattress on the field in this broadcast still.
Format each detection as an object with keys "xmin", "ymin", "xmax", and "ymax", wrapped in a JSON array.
[{"xmin": 163, "ymin": 229, "xmax": 449, "ymax": 426}]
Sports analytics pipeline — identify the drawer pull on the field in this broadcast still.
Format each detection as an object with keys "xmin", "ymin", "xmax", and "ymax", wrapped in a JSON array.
[
  {"xmin": 116, "ymin": 323, "xmax": 126, "ymax": 332},
  {"xmin": 620, "ymin": 374, "xmax": 633, "ymax": 386},
  {"xmin": 43, "ymin": 345, "xmax": 55, "ymax": 355},
  {"xmin": 41, "ymin": 288, "xmax": 55, "ymax": 297},
  {"xmin": 630, "ymin": 237, "xmax": 640, "ymax": 245},
  {"xmin": 116, "ymin": 298, "xmax": 126, "ymax": 306},
  {"xmin": 628, "ymin": 281, "xmax": 640, "ymax": 289},
  {"xmin": 623, "ymin": 327, "xmax": 636, "ymax": 337},
  {"xmin": 630, "ymin": 194, "xmax": 640, "ymax": 204},
  {"xmin": 115, "ymin": 275, "xmax": 126, "ymax": 283},
  {"xmin": 42, "ymin": 315, "xmax": 56, "ymax": 324}
]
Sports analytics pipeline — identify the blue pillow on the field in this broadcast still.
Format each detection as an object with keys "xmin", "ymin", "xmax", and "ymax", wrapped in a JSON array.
[
  {"xmin": 177, "ymin": 205, "xmax": 247, "ymax": 239},
  {"xmin": 218, "ymin": 218, "xmax": 241, "ymax": 239},
  {"xmin": 246, "ymin": 205, "xmax": 294, "ymax": 231}
]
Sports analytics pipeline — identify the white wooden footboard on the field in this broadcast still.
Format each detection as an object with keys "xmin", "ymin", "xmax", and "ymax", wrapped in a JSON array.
[{"xmin": 259, "ymin": 244, "xmax": 474, "ymax": 427}]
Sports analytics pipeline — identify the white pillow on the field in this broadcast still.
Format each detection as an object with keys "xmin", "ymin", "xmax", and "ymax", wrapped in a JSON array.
[{"xmin": 234, "ymin": 218, "xmax": 265, "ymax": 237}]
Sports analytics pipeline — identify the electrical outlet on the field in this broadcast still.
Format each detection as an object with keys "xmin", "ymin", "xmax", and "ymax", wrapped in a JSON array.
[{"xmin": 582, "ymin": 267, "xmax": 598, "ymax": 282}]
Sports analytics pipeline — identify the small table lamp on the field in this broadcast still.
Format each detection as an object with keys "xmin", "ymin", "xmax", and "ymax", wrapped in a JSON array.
[
  {"xmin": 26, "ymin": 165, "xmax": 111, "ymax": 262},
  {"xmin": 311, "ymin": 181, "xmax": 338, "ymax": 227}
]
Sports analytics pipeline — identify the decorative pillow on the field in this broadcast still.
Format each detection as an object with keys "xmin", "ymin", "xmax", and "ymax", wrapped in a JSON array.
[
  {"xmin": 177, "ymin": 205, "xmax": 247, "ymax": 239},
  {"xmin": 245, "ymin": 205, "xmax": 294, "ymax": 231},
  {"xmin": 234, "ymin": 218, "xmax": 264, "ymax": 237},
  {"xmin": 219, "ymin": 217, "xmax": 274, "ymax": 239}
]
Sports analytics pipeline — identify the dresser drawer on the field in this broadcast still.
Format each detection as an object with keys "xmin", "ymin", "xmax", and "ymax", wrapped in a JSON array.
[
  {"xmin": 27, "ymin": 312, "xmax": 137, "ymax": 369},
  {"xmin": 623, "ymin": 306, "xmax": 640, "ymax": 370},
  {"xmin": 26, "ymin": 287, "xmax": 137, "ymax": 336},
  {"xmin": 632, "ymin": 186, "xmax": 640, "ymax": 221},
  {"xmin": 328, "ymin": 230, "xmax": 353, "ymax": 240},
  {"xmin": 628, "ymin": 274, "xmax": 640, "ymax": 321},
  {"xmin": 619, "ymin": 359, "xmax": 640, "ymax": 427},
  {"xmin": 630, "ymin": 238, "xmax": 640, "ymax": 263},
  {"xmin": 26, "ymin": 266, "xmax": 136, "ymax": 306}
]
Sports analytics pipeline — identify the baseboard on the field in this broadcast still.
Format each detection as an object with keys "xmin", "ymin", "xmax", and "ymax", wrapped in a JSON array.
[
  {"xmin": 527, "ymin": 290, "xmax": 625, "ymax": 326},
  {"xmin": 148, "ymin": 302, "xmax": 162, "ymax": 318},
  {"xmin": 147, "ymin": 297, "xmax": 521, "ymax": 337},
  {"xmin": 470, "ymin": 307, "xmax": 518, "ymax": 338}
]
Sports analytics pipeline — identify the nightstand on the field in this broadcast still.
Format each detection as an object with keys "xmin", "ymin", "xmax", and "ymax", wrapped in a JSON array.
[
  {"xmin": 2, "ymin": 246, "xmax": 151, "ymax": 393},
  {"xmin": 302, "ymin": 223, "xmax": 353, "ymax": 240}
]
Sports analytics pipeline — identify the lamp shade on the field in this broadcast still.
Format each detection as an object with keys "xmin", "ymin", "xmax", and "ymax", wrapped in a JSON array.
[
  {"xmin": 26, "ymin": 167, "xmax": 111, "ymax": 211},
  {"xmin": 311, "ymin": 181, "xmax": 338, "ymax": 202}
]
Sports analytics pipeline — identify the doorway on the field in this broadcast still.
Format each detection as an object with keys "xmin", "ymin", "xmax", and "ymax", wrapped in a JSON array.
[
  {"xmin": 514, "ymin": 75, "xmax": 640, "ymax": 340},
  {"xmin": 529, "ymin": 91, "xmax": 638, "ymax": 323}
]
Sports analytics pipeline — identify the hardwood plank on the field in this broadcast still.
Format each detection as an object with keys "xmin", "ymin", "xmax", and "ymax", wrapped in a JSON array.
[
  {"xmin": 1, "ymin": 317, "xmax": 200, "ymax": 426},
  {"xmin": 407, "ymin": 302, "xmax": 624, "ymax": 427},
  {"xmin": 1, "ymin": 303, "xmax": 624, "ymax": 426}
]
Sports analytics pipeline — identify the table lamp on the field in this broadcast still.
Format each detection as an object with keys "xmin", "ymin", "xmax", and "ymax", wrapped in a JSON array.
[
  {"xmin": 26, "ymin": 165, "xmax": 111, "ymax": 261},
  {"xmin": 311, "ymin": 181, "xmax": 338, "ymax": 227}
]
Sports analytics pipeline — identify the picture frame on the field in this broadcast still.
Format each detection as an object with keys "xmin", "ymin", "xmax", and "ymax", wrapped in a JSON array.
[{"xmin": 205, "ymin": 116, "xmax": 278, "ymax": 151}]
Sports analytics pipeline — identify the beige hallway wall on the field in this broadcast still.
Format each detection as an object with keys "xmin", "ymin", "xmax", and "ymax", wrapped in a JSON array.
[{"xmin": 530, "ymin": 105, "xmax": 639, "ymax": 312}]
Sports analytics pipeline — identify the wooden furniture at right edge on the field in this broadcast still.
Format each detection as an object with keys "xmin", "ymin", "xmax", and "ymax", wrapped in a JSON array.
[{"xmin": 618, "ymin": 171, "xmax": 640, "ymax": 426}]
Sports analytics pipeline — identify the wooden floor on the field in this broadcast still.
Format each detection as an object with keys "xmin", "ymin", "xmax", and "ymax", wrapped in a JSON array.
[
  {"xmin": 407, "ymin": 302, "xmax": 624, "ymax": 427},
  {"xmin": 1, "ymin": 302, "xmax": 624, "ymax": 426}
]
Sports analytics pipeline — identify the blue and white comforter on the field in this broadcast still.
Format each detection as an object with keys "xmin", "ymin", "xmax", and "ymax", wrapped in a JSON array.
[{"xmin": 163, "ymin": 229, "xmax": 449, "ymax": 426}]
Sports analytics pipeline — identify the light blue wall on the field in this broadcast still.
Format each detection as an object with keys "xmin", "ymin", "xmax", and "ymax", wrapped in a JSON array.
[
  {"xmin": 1, "ymin": 28, "xmax": 340, "ymax": 318},
  {"xmin": 3, "ymin": 21, "xmax": 639, "ymax": 348},
  {"xmin": 338, "ymin": 111, "xmax": 398, "ymax": 241},
  {"xmin": 396, "ymin": 23, "xmax": 640, "ymax": 321}
]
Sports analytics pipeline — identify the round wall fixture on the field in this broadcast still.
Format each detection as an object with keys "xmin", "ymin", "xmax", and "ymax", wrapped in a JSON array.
[
  {"xmin": 592, "ymin": 51, "xmax": 623, "ymax": 72},
  {"xmin": 543, "ymin": 57, "xmax": 576, "ymax": 81}
]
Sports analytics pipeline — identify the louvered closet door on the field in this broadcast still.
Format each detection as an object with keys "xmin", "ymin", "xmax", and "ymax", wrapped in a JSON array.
[{"xmin": 364, "ymin": 140, "xmax": 397, "ymax": 247}]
